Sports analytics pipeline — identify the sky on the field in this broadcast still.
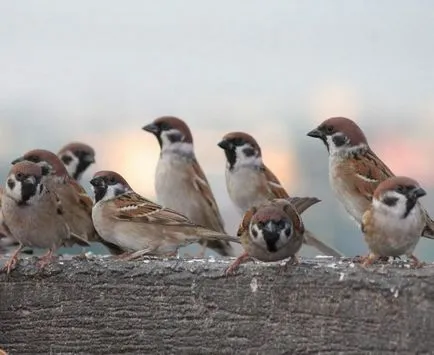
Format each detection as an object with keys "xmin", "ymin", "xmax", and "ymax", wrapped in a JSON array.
[{"xmin": 1, "ymin": 1, "xmax": 434, "ymax": 259}]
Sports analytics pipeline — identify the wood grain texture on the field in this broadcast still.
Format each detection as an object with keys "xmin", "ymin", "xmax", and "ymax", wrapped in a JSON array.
[{"xmin": 1, "ymin": 256, "xmax": 434, "ymax": 354}]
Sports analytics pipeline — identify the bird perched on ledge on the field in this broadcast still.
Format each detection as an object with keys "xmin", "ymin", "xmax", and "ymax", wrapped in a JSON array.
[
  {"xmin": 307, "ymin": 116, "xmax": 434, "ymax": 241},
  {"xmin": 361, "ymin": 176, "xmax": 426, "ymax": 268},
  {"xmin": 225, "ymin": 197, "xmax": 320, "ymax": 275},
  {"xmin": 12, "ymin": 149, "xmax": 123, "ymax": 255},
  {"xmin": 218, "ymin": 131, "xmax": 342, "ymax": 258},
  {"xmin": 143, "ymin": 116, "xmax": 236, "ymax": 257},
  {"xmin": 12, "ymin": 149, "xmax": 99, "ymax": 245},
  {"xmin": 1, "ymin": 161, "xmax": 89, "ymax": 273},
  {"xmin": 90, "ymin": 170, "xmax": 241, "ymax": 259}
]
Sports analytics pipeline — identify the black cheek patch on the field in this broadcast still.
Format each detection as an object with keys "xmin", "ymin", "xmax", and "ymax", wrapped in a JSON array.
[
  {"xmin": 284, "ymin": 227, "xmax": 292, "ymax": 238},
  {"xmin": 41, "ymin": 166, "xmax": 51, "ymax": 176},
  {"xmin": 332, "ymin": 134, "xmax": 347, "ymax": 147},
  {"xmin": 167, "ymin": 133, "xmax": 183, "ymax": 143},
  {"xmin": 383, "ymin": 196, "xmax": 398, "ymax": 207},
  {"xmin": 114, "ymin": 188, "xmax": 126, "ymax": 197},
  {"xmin": 242, "ymin": 147, "xmax": 256, "ymax": 157},
  {"xmin": 251, "ymin": 228, "xmax": 258, "ymax": 238},
  {"xmin": 7, "ymin": 179, "xmax": 15, "ymax": 190}
]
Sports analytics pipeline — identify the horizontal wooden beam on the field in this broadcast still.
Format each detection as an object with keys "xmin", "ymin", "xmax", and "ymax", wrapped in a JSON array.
[{"xmin": 1, "ymin": 256, "xmax": 433, "ymax": 353}]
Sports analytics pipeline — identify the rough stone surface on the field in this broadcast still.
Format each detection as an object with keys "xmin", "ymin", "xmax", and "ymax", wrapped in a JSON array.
[{"xmin": 1, "ymin": 255, "xmax": 434, "ymax": 354}]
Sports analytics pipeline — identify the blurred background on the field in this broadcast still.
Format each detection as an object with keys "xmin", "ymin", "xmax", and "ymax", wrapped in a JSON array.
[{"xmin": 1, "ymin": 0, "xmax": 434, "ymax": 260}]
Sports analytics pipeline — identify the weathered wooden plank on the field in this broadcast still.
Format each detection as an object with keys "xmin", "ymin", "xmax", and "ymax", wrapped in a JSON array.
[{"xmin": 1, "ymin": 256, "xmax": 434, "ymax": 354}]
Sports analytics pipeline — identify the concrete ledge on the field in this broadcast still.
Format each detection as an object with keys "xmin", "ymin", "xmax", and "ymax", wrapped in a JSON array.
[{"xmin": 1, "ymin": 256, "xmax": 434, "ymax": 354}]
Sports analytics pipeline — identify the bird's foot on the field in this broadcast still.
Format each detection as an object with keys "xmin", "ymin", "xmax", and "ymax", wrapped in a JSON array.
[
  {"xmin": 409, "ymin": 254, "xmax": 425, "ymax": 269},
  {"xmin": 1, "ymin": 254, "xmax": 19, "ymax": 274},
  {"xmin": 361, "ymin": 253, "xmax": 379, "ymax": 267},
  {"xmin": 279, "ymin": 255, "xmax": 299, "ymax": 274},
  {"xmin": 1, "ymin": 244, "xmax": 23, "ymax": 274},
  {"xmin": 225, "ymin": 252, "xmax": 250, "ymax": 276},
  {"xmin": 36, "ymin": 250, "xmax": 56, "ymax": 269}
]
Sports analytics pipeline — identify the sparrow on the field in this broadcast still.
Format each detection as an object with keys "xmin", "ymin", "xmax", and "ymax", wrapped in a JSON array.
[
  {"xmin": 90, "ymin": 170, "xmax": 241, "ymax": 258},
  {"xmin": 225, "ymin": 197, "xmax": 319, "ymax": 275},
  {"xmin": 142, "ymin": 116, "xmax": 236, "ymax": 257},
  {"xmin": 11, "ymin": 149, "xmax": 100, "ymax": 246},
  {"xmin": 1, "ymin": 161, "xmax": 89, "ymax": 273},
  {"xmin": 218, "ymin": 131, "xmax": 342, "ymax": 257},
  {"xmin": 361, "ymin": 176, "xmax": 426, "ymax": 267},
  {"xmin": 307, "ymin": 116, "xmax": 434, "ymax": 240},
  {"xmin": 0, "ymin": 187, "xmax": 36, "ymax": 255},
  {"xmin": 57, "ymin": 142, "xmax": 96, "ymax": 182}
]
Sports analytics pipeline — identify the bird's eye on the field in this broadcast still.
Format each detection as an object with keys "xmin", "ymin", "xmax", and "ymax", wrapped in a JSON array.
[
  {"xmin": 109, "ymin": 176, "xmax": 117, "ymax": 184},
  {"xmin": 28, "ymin": 155, "xmax": 40, "ymax": 163},
  {"xmin": 16, "ymin": 172, "xmax": 23, "ymax": 180},
  {"xmin": 276, "ymin": 220, "xmax": 286, "ymax": 229},
  {"xmin": 325, "ymin": 125, "xmax": 334, "ymax": 134},
  {"xmin": 396, "ymin": 185, "xmax": 406, "ymax": 194},
  {"xmin": 257, "ymin": 221, "xmax": 265, "ymax": 229},
  {"xmin": 159, "ymin": 122, "xmax": 170, "ymax": 131},
  {"xmin": 233, "ymin": 138, "xmax": 244, "ymax": 146}
]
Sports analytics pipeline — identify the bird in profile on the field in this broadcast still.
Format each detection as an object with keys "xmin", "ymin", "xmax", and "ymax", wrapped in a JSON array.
[
  {"xmin": 142, "ymin": 116, "xmax": 236, "ymax": 257},
  {"xmin": 90, "ymin": 170, "xmax": 241, "ymax": 259}
]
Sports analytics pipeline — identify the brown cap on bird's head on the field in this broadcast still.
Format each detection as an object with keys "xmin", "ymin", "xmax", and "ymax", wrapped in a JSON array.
[
  {"xmin": 90, "ymin": 170, "xmax": 132, "ymax": 190},
  {"xmin": 373, "ymin": 176, "xmax": 426, "ymax": 200},
  {"xmin": 142, "ymin": 116, "xmax": 194, "ymax": 144},
  {"xmin": 9, "ymin": 160, "xmax": 43, "ymax": 179},
  {"xmin": 58, "ymin": 142, "xmax": 95, "ymax": 162},
  {"xmin": 307, "ymin": 117, "xmax": 368, "ymax": 147},
  {"xmin": 12, "ymin": 149, "xmax": 68, "ymax": 177},
  {"xmin": 7, "ymin": 161, "xmax": 44, "ymax": 203},
  {"xmin": 218, "ymin": 131, "xmax": 262, "ymax": 156}
]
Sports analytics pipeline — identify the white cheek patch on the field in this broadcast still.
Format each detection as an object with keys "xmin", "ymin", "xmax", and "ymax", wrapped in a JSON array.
[
  {"xmin": 160, "ymin": 129, "xmax": 180, "ymax": 146},
  {"xmin": 327, "ymin": 134, "xmax": 368, "ymax": 158},
  {"xmin": 65, "ymin": 153, "xmax": 79, "ymax": 177},
  {"xmin": 103, "ymin": 182, "xmax": 129, "ymax": 201},
  {"xmin": 249, "ymin": 223, "xmax": 292, "ymax": 250},
  {"xmin": 160, "ymin": 130, "xmax": 194, "ymax": 157},
  {"xmin": 234, "ymin": 144, "xmax": 262, "ymax": 169},
  {"xmin": 375, "ymin": 192, "xmax": 408, "ymax": 218},
  {"xmin": 5, "ymin": 176, "xmax": 22, "ymax": 201},
  {"xmin": 250, "ymin": 224, "xmax": 267, "ymax": 248}
]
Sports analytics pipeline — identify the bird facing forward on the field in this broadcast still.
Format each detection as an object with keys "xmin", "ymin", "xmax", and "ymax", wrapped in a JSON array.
[
  {"xmin": 307, "ymin": 116, "xmax": 434, "ymax": 241},
  {"xmin": 12, "ymin": 149, "xmax": 99, "ymax": 245},
  {"xmin": 218, "ymin": 131, "xmax": 342, "ymax": 257},
  {"xmin": 225, "ymin": 197, "xmax": 320, "ymax": 275},
  {"xmin": 361, "ymin": 176, "xmax": 426, "ymax": 267},
  {"xmin": 1, "ymin": 161, "xmax": 89, "ymax": 273}
]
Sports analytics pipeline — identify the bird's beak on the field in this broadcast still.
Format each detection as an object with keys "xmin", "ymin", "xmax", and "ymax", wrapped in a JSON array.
[
  {"xmin": 217, "ymin": 139, "xmax": 233, "ymax": 150},
  {"xmin": 411, "ymin": 187, "xmax": 427, "ymax": 200},
  {"xmin": 90, "ymin": 176, "xmax": 104, "ymax": 187},
  {"xmin": 142, "ymin": 123, "xmax": 160, "ymax": 135},
  {"xmin": 11, "ymin": 156, "xmax": 24, "ymax": 165},
  {"xmin": 306, "ymin": 128, "xmax": 325, "ymax": 140}
]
